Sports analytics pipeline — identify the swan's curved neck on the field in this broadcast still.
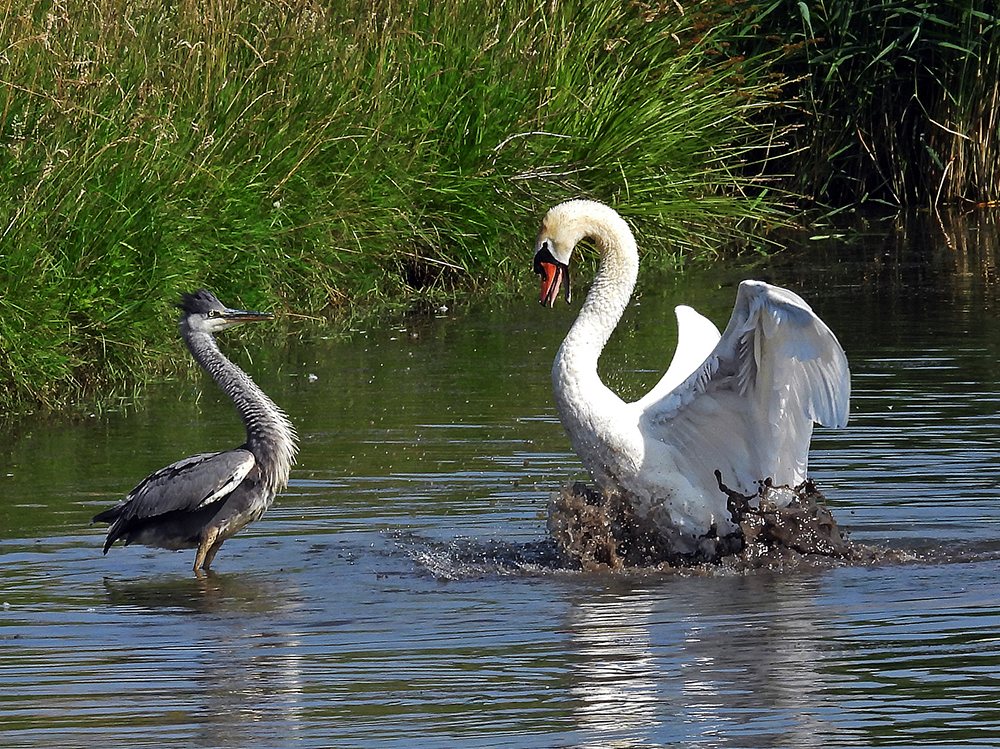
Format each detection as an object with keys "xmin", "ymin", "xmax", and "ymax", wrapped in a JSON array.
[
  {"xmin": 184, "ymin": 330, "xmax": 297, "ymax": 493},
  {"xmin": 555, "ymin": 214, "xmax": 639, "ymax": 382}
]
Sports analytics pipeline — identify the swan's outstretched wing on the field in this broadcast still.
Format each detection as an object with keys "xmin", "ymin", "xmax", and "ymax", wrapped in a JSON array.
[
  {"xmin": 640, "ymin": 280, "xmax": 850, "ymax": 494},
  {"xmin": 636, "ymin": 305, "xmax": 721, "ymax": 411}
]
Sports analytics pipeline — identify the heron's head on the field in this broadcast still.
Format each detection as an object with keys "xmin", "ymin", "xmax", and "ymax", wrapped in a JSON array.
[{"xmin": 178, "ymin": 289, "xmax": 273, "ymax": 334}]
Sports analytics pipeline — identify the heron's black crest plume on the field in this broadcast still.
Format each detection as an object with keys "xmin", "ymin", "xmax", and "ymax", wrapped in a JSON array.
[{"xmin": 178, "ymin": 289, "xmax": 224, "ymax": 314}]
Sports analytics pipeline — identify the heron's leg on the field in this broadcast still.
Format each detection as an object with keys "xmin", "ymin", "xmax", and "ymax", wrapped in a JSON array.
[
  {"xmin": 193, "ymin": 526, "xmax": 220, "ymax": 573},
  {"xmin": 201, "ymin": 536, "xmax": 227, "ymax": 570}
]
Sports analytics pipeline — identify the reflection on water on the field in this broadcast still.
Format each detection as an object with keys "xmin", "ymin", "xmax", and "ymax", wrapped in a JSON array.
[
  {"xmin": 3, "ymin": 209, "xmax": 1000, "ymax": 747},
  {"xmin": 100, "ymin": 571, "xmax": 296, "ymax": 614},
  {"xmin": 562, "ymin": 577, "xmax": 829, "ymax": 748},
  {"xmin": 568, "ymin": 586, "xmax": 660, "ymax": 744},
  {"xmin": 561, "ymin": 560, "xmax": 1000, "ymax": 748}
]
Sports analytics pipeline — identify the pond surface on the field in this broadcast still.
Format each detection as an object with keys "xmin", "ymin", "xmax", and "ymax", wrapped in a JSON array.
[{"xmin": 4, "ymin": 210, "xmax": 1000, "ymax": 748}]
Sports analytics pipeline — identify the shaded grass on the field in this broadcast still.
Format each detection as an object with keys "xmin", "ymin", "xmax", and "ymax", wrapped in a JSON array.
[
  {"xmin": 753, "ymin": 0, "xmax": 1000, "ymax": 206},
  {"xmin": 1, "ymin": 0, "xmax": 791, "ymax": 414}
]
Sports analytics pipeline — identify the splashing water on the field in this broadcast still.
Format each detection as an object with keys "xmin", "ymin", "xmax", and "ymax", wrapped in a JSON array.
[{"xmin": 547, "ymin": 480, "xmax": 913, "ymax": 574}]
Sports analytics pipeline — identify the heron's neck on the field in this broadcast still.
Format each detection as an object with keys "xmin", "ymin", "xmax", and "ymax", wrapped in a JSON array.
[{"xmin": 185, "ymin": 331, "xmax": 297, "ymax": 493}]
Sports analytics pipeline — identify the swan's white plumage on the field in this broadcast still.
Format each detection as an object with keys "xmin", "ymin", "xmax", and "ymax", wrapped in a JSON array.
[
  {"xmin": 534, "ymin": 200, "xmax": 850, "ymax": 554},
  {"xmin": 637, "ymin": 305, "xmax": 721, "ymax": 410}
]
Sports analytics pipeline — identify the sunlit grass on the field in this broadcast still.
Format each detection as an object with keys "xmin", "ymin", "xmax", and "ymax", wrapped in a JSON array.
[{"xmin": 0, "ymin": 0, "xmax": 790, "ymax": 413}]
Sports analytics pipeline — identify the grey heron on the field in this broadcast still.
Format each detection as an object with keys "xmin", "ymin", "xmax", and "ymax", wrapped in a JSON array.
[{"xmin": 92, "ymin": 289, "xmax": 297, "ymax": 574}]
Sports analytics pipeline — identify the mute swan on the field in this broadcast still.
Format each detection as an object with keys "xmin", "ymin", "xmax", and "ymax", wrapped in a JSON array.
[{"xmin": 534, "ymin": 200, "xmax": 850, "ymax": 558}]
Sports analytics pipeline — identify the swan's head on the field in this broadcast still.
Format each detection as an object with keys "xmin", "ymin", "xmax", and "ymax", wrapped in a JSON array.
[
  {"xmin": 533, "ymin": 212, "xmax": 573, "ymax": 308},
  {"xmin": 533, "ymin": 200, "xmax": 635, "ymax": 307}
]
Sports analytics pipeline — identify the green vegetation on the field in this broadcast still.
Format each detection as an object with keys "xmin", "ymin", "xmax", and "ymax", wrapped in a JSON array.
[
  {"xmin": 759, "ymin": 0, "xmax": 1000, "ymax": 206},
  {"xmin": 1, "ymin": 0, "xmax": 790, "ymax": 414},
  {"xmin": 9, "ymin": 0, "xmax": 997, "ymax": 415}
]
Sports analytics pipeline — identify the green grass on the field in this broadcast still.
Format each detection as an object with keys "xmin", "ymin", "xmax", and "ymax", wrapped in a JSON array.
[
  {"xmin": 0, "ymin": 0, "xmax": 792, "ymax": 414},
  {"xmin": 753, "ymin": 0, "xmax": 1000, "ymax": 206}
]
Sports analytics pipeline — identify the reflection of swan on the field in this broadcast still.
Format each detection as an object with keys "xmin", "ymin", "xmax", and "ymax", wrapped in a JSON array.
[
  {"xmin": 533, "ymin": 200, "xmax": 850, "ymax": 556},
  {"xmin": 564, "ymin": 578, "xmax": 837, "ymax": 747},
  {"xmin": 569, "ymin": 591, "xmax": 660, "ymax": 743}
]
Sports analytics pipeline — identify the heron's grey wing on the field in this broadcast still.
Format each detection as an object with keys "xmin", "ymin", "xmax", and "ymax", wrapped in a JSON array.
[
  {"xmin": 640, "ymin": 280, "xmax": 850, "ymax": 492},
  {"xmin": 119, "ymin": 449, "xmax": 257, "ymax": 520}
]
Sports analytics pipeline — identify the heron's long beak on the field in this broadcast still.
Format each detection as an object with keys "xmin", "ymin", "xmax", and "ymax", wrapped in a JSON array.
[{"xmin": 223, "ymin": 308, "xmax": 274, "ymax": 324}]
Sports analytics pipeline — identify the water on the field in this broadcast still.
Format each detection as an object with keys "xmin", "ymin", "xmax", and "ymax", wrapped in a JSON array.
[{"xmin": 3, "ymin": 210, "xmax": 1000, "ymax": 748}]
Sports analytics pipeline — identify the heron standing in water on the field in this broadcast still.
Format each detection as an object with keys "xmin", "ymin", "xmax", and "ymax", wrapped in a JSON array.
[{"xmin": 93, "ymin": 289, "xmax": 297, "ymax": 575}]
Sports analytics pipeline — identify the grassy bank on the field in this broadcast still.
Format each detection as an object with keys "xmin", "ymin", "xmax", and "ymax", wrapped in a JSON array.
[{"xmin": 1, "ymin": 0, "xmax": 791, "ymax": 414}]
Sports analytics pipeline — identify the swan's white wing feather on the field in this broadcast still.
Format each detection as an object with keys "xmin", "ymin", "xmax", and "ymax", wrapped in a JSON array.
[
  {"xmin": 640, "ymin": 280, "xmax": 850, "ymax": 494},
  {"xmin": 734, "ymin": 281, "xmax": 851, "ymax": 428},
  {"xmin": 636, "ymin": 305, "xmax": 721, "ymax": 411}
]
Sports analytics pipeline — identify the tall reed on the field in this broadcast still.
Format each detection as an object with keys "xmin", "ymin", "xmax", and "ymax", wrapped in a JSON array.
[{"xmin": 756, "ymin": 0, "xmax": 1000, "ymax": 205}]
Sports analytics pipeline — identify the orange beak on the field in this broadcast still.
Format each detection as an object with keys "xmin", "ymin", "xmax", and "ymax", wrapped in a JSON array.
[{"xmin": 541, "ymin": 261, "xmax": 568, "ymax": 307}]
